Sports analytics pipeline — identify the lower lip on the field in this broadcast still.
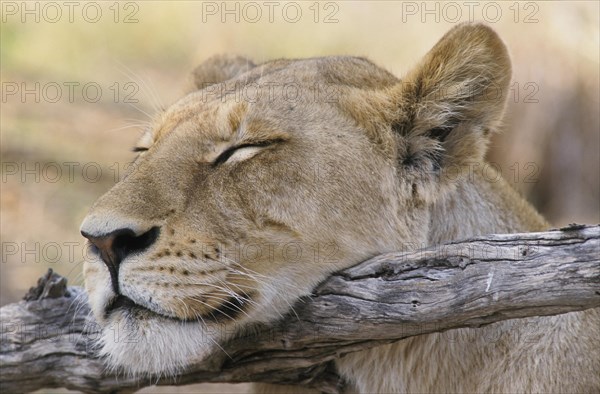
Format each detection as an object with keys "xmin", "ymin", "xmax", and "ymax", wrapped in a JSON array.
[
  {"xmin": 104, "ymin": 294, "xmax": 189, "ymax": 322},
  {"xmin": 104, "ymin": 294, "xmax": 141, "ymax": 316},
  {"xmin": 104, "ymin": 293, "xmax": 255, "ymax": 322}
]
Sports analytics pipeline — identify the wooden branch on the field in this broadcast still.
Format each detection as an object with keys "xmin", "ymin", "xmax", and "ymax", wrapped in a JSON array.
[{"xmin": 1, "ymin": 225, "xmax": 599, "ymax": 393}]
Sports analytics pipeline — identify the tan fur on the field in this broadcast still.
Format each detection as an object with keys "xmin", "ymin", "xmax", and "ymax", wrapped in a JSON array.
[{"xmin": 81, "ymin": 23, "xmax": 599, "ymax": 392}]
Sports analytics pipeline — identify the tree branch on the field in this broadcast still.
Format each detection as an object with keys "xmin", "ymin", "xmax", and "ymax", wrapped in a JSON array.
[{"xmin": 1, "ymin": 225, "xmax": 599, "ymax": 393}]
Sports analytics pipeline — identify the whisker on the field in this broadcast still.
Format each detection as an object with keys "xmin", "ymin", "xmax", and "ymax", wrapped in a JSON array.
[
  {"xmin": 186, "ymin": 275, "xmax": 261, "ymax": 310},
  {"xmin": 188, "ymin": 293, "xmax": 251, "ymax": 320},
  {"xmin": 114, "ymin": 61, "xmax": 165, "ymax": 114}
]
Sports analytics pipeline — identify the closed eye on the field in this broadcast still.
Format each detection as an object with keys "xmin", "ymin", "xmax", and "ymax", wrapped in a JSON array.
[
  {"xmin": 132, "ymin": 128, "xmax": 153, "ymax": 153},
  {"xmin": 212, "ymin": 140, "xmax": 282, "ymax": 167}
]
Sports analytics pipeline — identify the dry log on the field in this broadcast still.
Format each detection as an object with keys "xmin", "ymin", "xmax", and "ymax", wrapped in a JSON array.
[{"xmin": 1, "ymin": 225, "xmax": 599, "ymax": 393}]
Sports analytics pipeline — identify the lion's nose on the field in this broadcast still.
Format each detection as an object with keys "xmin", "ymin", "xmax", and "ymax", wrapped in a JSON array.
[{"xmin": 81, "ymin": 227, "xmax": 159, "ymax": 293}]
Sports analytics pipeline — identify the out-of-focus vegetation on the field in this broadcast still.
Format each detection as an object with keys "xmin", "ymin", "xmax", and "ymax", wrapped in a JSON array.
[{"xmin": 1, "ymin": 2, "xmax": 598, "ymax": 391}]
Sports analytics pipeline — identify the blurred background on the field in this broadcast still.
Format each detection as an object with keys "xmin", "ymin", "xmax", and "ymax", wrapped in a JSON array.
[{"xmin": 1, "ymin": 1, "xmax": 598, "ymax": 392}]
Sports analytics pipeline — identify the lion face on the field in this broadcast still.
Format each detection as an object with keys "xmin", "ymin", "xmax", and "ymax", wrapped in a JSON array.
[
  {"xmin": 81, "ymin": 23, "xmax": 511, "ymax": 375},
  {"xmin": 81, "ymin": 57, "xmax": 413, "ymax": 375}
]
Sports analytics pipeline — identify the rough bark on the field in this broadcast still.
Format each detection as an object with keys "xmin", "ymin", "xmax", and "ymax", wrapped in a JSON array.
[{"xmin": 1, "ymin": 225, "xmax": 599, "ymax": 393}]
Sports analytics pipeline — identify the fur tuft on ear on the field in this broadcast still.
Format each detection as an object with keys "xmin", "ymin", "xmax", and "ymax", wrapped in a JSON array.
[
  {"xmin": 188, "ymin": 55, "xmax": 255, "ymax": 92},
  {"xmin": 390, "ymin": 23, "xmax": 512, "ymax": 203}
]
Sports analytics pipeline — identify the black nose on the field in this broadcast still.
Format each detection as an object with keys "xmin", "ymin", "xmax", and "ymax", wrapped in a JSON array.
[{"xmin": 81, "ymin": 227, "xmax": 159, "ymax": 293}]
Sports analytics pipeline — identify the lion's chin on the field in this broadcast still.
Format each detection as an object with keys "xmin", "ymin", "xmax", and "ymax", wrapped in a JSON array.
[{"xmin": 96, "ymin": 310, "xmax": 220, "ymax": 377}]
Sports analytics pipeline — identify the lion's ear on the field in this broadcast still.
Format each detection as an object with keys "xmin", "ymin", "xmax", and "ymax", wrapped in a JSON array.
[
  {"xmin": 391, "ymin": 23, "xmax": 511, "ymax": 201},
  {"xmin": 188, "ymin": 55, "xmax": 255, "ymax": 91}
]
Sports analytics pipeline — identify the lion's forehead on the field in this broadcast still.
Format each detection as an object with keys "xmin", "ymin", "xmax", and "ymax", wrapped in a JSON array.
[{"xmin": 150, "ymin": 57, "xmax": 396, "ymax": 145}]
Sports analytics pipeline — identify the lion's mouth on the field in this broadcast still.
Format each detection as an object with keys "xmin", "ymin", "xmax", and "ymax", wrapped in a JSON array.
[
  {"xmin": 104, "ymin": 292, "xmax": 255, "ymax": 323},
  {"xmin": 105, "ymin": 294, "xmax": 146, "ymax": 317}
]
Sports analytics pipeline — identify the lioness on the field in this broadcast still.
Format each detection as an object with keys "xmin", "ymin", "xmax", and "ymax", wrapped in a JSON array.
[{"xmin": 81, "ymin": 23, "xmax": 599, "ymax": 393}]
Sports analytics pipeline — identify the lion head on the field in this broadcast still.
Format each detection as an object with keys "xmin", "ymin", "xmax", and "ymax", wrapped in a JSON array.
[{"xmin": 81, "ymin": 23, "xmax": 510, "ymax": 375}]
